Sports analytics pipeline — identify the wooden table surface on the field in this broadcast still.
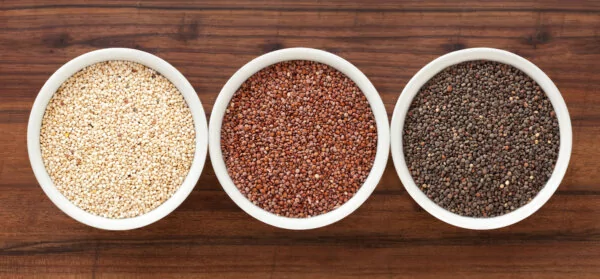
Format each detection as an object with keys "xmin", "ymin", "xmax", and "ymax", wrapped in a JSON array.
[{"xmin": 1, "ymin": 1, "xmax": 600, "ymax": 278}]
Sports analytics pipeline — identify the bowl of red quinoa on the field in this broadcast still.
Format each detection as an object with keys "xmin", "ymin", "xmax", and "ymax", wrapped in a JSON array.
[
  {"xmin": 27, "ymin": 48, "xmax": 208, "ymax": 230},
  {"xmin": 391, "ymin": 47, "xmax": 572, "ymax": 230},
  {"xmin": 209, "ymin": 48, "xmax": 389, "ymax": 230}
]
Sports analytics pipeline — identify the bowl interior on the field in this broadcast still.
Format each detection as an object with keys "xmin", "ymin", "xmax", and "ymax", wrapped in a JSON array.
[
  {"xmin": 209, "ymin": 47, "xmax": 390, "ymax": 230},
  {"xmin": 390, "ymin": 47, "xmax": 572, "ymax": 230},
  {"xmin": 27, "ymin": 48, "xmax": 208, "ymax": 230}
]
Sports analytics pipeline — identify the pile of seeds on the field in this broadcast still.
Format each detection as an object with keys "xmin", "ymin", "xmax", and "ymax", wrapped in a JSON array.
[
  {"xmin": 40, "ymin": 61, "xmax": 195, "ymax": 219},
  {"xmin": 403, "ymin": 60, "xmax": 559, "ymax": 217},
  {"xmin": 221, "ymin": 60, "xmax": 377, "ymax": 218}
]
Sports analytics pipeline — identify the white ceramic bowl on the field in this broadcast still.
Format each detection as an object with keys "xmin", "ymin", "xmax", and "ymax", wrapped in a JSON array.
[
  {"xmin": 209, "ymin": 47, "xmax": 390, "ymax": 230},
  {"xmin": 391, "ymin": 47, "xmax": 572, "ymax": 230},
  {"xmin": 27, "ymin": 48, "xmax": 208, "ymax": 230}
]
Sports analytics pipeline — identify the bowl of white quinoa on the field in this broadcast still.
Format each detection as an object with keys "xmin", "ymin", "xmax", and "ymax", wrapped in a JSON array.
[{"xmin": 27, "ymin": 48, "xmax": 208, "ymax": 230}]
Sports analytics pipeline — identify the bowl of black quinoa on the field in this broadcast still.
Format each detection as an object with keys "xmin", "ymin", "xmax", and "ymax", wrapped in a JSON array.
[{"xmin": 391, "ymin": 48, "xmax": 572, "ymax": 229}]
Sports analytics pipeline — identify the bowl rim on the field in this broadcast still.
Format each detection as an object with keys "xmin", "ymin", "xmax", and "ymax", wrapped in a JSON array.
[
  {"xmin": 390, "ymin": 47, "xmax": 573, "ymax": 230},
  {"xmin": 27, "ymin": 48, "xmax": 208, "ymax": 230},
  {"xmin": 209, "ymin": 47, "xmax": 390, "ymax": 230}
]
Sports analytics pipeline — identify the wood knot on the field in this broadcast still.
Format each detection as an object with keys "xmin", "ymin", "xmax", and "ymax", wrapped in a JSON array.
[
  {"xmin": 441, "ymin": 42, "xmax": 466, "ymax": 52},
  {"xmin": 43, "ymin": 32, "xmax": 72, "ymax": 48},
  {"xmin": 261, "ymin": 42, "xmax": 284, "ymax": 53},
  {"xmin": 176, "ymin": 19, "xmax": 200, "ymax": 42},
  {"xmin": 524, "ymin": 29, "xmax": 552, "ymax": 48}
]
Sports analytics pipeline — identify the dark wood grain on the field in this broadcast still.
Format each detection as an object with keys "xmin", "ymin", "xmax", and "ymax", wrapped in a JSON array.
[{"xmin": 1, "ymin": 1, "xmax": 599, "ymax": 278}]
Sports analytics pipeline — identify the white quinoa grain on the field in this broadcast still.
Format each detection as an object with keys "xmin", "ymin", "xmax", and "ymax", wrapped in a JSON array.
[{"xmin": 40, "ymin": 61, "xmax": 195, "ymax": 219}]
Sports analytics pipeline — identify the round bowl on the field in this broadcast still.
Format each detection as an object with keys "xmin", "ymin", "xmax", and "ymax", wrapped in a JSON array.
[
  {"xmin": 27, "ymin": 48, "xmax": 208, "ymax": 230},
  {"xmin": 390, "ymin": 47, "xmax": 572, "ymax": 230},
  {"xmin": 209, "ymin": 47, "xmax": 390, "ymax": 230}
]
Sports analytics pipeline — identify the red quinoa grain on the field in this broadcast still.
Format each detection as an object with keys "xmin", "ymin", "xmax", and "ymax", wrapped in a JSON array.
[{"xmin": 221, "ymin": 60, "xmax": 377, "ymax": 218}]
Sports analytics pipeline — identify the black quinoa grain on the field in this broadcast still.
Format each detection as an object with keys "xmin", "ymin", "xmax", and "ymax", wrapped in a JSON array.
[{"xmin": 403, "ymin": 60, "xmax": 560, "ymax": 217}]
